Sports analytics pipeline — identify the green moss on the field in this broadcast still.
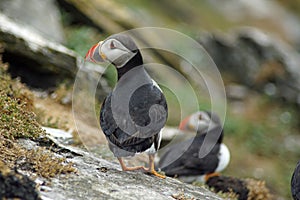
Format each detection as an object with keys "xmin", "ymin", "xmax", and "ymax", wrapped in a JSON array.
[
  {"xmin": 26, "ymin": 146, "xmax": 77, "ymax": 178},
  {"xmin": 0, "ymin": 46, "xmax": 76, "ymax": 178},
  {"xmin": 0, "ymin": 138, "xmax": 76, "ymax": 178},
  {"xmin": 215, "ymin": 190, "xmax": 238, "ymax": 200},
  {"xmin": 194, "ymin": 183, "xmax": 238, "ymax": 200},
  {"xmin": 0, "ymin": 55, "xmax": 43, "ymax": 140},
  {"xmin": 64, "ymin": 25, "xmax": 101, "ymax": 57}
]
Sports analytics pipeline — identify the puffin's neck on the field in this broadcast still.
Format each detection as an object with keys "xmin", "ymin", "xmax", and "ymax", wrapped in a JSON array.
[
  {"xmin": 217, "ymin": 129, "xmax": 224, "ymax": 144},
  {"xmin": 117, "ymin": 51, "xmax": 143, "ymax": 80},
  {"xmin": 196, "ymin": 126, "xmax": 224, "ymax": 144}
]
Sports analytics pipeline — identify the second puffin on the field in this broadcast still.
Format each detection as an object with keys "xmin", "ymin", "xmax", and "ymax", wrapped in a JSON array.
[{"xmin": 85, "ymin": 34, "xmax": 168, "ymax": 178}]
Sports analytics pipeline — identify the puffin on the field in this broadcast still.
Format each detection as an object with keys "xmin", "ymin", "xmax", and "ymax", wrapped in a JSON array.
[
  {"xmin": 158, "ymin": 111, "xmax": 230, "ymax": 182},
  {"xmin": 292, "ymin": 160, "xmax": 300, "ymax": 200},
  {"xmin": 85, "ymin": 34, "xmax": 168, "ymax": 178}
]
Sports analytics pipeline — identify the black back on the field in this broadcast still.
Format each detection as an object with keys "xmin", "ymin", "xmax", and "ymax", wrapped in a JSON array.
[
  {"xmin": 100, "ymin": 83, "xmax": 167, "ymax": 156},
  {"xmin": 158, "ymin": 125, "xmax": 223, "ymax": 176}
]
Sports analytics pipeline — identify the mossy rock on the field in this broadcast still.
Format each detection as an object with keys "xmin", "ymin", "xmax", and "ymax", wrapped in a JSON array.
[
  {"xmin": 0, "ymin": 51, "xmax": 44, "ymax": 140},
  {"xmin": 0, "ymin": 45, "xmax": 76, "ymax": 179}
]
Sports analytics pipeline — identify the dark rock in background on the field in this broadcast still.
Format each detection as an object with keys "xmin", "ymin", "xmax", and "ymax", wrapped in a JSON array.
[
  {"xmin": 0, "ymin": 13, "xmax": 109, "ymax": 97},
  {"xmin": 208, "ymin": 0, "xmax": 300, "ymax": 50},
  {"xmin": 0, "ymin": 13, "xmax": 76, "ymax": 88},
  {"xmin": 0, "ymin": 161, "xmax": 41, "ymax": 200},
  {"xmin": 206, "ymin": 175, "xmax": 249, "ymax": 200},
  {"xmin": 199, "ymin": 27, "xmax": 300, "ymax": 106},
  {"xmin": 206, "ymin": 175, "xmax": 272, "ymax": 200}
]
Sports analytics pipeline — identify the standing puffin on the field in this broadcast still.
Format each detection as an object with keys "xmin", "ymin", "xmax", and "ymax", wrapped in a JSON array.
[
  {"xmin": 158, "ymin": 111, "xmax": 230, "ymax": 182},
  {"xmin": 85, "ymin": 34, "xmax": 168, "ymax": 178},
  {"xmin": 292, "ymin": 160, "xmax": 300, "ymax": 200}
]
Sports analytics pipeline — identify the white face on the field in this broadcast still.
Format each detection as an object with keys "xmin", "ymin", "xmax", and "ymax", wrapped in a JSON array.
[
  {"xmin": 99, "ymin": 39, "xmax": 137, "ymax": 68},
  {"xmin": 188, "ymin": 111, "xmax": 217, "ymax": 133}
]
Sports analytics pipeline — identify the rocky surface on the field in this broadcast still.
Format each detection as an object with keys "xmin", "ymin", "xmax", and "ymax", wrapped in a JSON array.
[{"xmin": 33, "ymin": 128, "xmax": 222, "ymax": 200}]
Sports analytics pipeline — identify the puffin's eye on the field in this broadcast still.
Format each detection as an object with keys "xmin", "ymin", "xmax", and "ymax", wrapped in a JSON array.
[{"xmin": 110, "ymin": 41, "xmax": 116, "ymax": 49}]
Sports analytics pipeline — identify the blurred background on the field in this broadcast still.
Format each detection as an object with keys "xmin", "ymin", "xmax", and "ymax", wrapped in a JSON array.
[{"xmin": 0, "ymin": 0, "xmax": 300, "ymax": 199}]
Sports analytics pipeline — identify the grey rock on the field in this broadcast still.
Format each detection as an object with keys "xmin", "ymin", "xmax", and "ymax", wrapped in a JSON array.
[
  {"xmin": 18, "ymin": 128, "xmax": 222, "ymax": 200},
  {"xmin": 60, "ymin": 92, "xmax": 72, "ymax": 105},
  {"xmin": 41, "ymin": 152, "xmax": 222, "ymax": 200},
  {"xmin": 199, "ymin": 27, "xmax": 300, "ymax": 105},
  {"xmin": 42, "ymin": 127, "xmax": 74, "ymax": 145},
  {"xmin": 0, "ymin": 0, "xmax": 65, "ymax": 43},
  {"xmin": 226, "ymin": 84, "xmax": 249, "ymax": 100},
  {"xmin": 0, "ymin": 13, "xmax": 109, "ymax": 97},
  {"xmin": 208, "ymin": 0, "xmax": 300, "ymax": 48},
  {"xmin": 0, "ymin": 12, "xmax": 77, "ymax": 88}
]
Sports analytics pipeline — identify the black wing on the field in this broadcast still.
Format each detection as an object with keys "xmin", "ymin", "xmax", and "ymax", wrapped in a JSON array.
[
  {"xmin": 100, "ymin": 83, "xmax": 167, "ymax": 155},
  {"xmin": 159, "ymin": 127, "xmax": 222, "ymax": 176}
]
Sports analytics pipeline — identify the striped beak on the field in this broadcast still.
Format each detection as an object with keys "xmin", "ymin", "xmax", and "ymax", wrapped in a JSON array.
[{"xmin": 85, "ymin": 41, "xmax": 105, "ymax": 63}]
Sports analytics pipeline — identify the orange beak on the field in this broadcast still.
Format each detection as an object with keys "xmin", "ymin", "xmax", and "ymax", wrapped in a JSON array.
[
  {"xmin": 85, "ymin": 41, "xmax": 105, "ymax": 63},
  {"xmin": 178, "ymin": 116, "xmax": 191, "ymax": 130}
]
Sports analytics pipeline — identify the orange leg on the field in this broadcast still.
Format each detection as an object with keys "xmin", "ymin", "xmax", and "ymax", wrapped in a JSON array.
[
  {"xmin": 205, "ymin": 172, "xmax": 220, "ymax": 182},
  {"xmin": 117, "ymin": 157, "xmax": 147, "ymax": 171},
  {"xmin": 146, "ymin": 154, "xmax": 166, "ymax": 179}
]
